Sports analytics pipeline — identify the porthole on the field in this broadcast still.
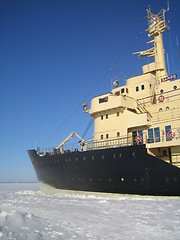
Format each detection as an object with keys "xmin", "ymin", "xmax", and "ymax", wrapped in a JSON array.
[
  {"xmin": 166, "ymin": 106, "xmax": 169, "ymax": 111},
  {"xmin": 159, "ymin": 108, "xmax": 163, "ymax": 112},
  {"xmin": 119, "ymin": 153, "xmax": 122, "ymax": 158},
  {"xmin": 160, "ymin": 89, "xmax": 164, "ymax": 93},
  {"xmin": 133, "ymin": 152, "xmax": 136, "ymax": 157},
  {"xmin": 102, "ymin": 155, "xmax": 105, "ymax": 159},
  {"xmin": 136, "ymin": 86, "xmax": 139, "ymax": 92},
  {"xmin": 173, "ymin": 85, "xmax": 177, "ymax": 90},
  {"xmin": 165, "ymin": 177, "xmax": 170, "ymax": 183},
  {"xmin": 113, "ymin": 154, "xmax": 116, "ymax": 158},
  {"xmin": 121, "ymin": 178, "xmax": 124, "ymax": 182},
  {"xmin": 173, "ymin": 177, "xmax": 177, "ymax": 182}
]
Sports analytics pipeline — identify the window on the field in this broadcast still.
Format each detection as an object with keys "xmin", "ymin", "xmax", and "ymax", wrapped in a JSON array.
[
  {"xmin": 159, "ymin": 108, "xmax": 163, "ymax": 112},
  {"xmin": 160, "ymin": 89, "xmax": 164, "ymax": 93},
  {"xmin": 163, "ymin": 150, "xmax": 167, "ymax": 156},
  {"xmin": 101, "ymin": 116, "xmax": 103, "ymax": 120},
  {"xmin": 106, "ymin": 114, "xmax": 108, "ymax": 119},
  {"xmin": 154, "ymin": 127, "xmax": 160, "ymax": 142},
  {"xmin": 148, "ymin": 128, "xmax": 154, "ymax": 143},
  {"xmin": 173, "ymin": 85, "xmax": 177, "ymax": 90},
  {"xmin": 126, "ymin": 88, "xmax": 129, "ymax": 94},
  {"xmin": 137, "ymin": 130, "xmax": 143, "ymax": 144},
  {"xmin": 117, "ymin": 132, "xmax": 120, "ymax": 137},
  {"xmin": 148, "ymin": 127, "xmax": 160, "ymax": 143},
  {"xmin": 121, "ymin": 88, "xmax": 124, "ymax": 94},
  {"xmin": 136, "ymin": 86, "xmax": 139, "ymax": 92},
  {"xmin": 99, "ymin": 96, "xmax": 108, "ymax": 103},
  {"xmin": 165, "ymin": 125, "xmax": 172, "ymax": 141},
  {"xmin": 101, "ymin": 135, "xmax": 103, "ymax": 140},
  {"xmin": 106, "ymin": 134, "xmax": 109, "ymax": 139},
  {"xmin": 117, "ymin": 112, "xmax": 119, "ymax": 117},
  {"xmin": 141, "ymin": 85, "xmax": 145, "ymax": 90}
]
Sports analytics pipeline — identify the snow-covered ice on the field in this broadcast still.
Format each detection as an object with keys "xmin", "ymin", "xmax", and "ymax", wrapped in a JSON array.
[{"xmin": 0, "ymin": 183, "xmax": 180, "ymax": 240}]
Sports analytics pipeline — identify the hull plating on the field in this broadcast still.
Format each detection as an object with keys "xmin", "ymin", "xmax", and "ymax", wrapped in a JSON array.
[{"xmin": 28, "ymin": 145, "xmax": 180, "ymax": 196}]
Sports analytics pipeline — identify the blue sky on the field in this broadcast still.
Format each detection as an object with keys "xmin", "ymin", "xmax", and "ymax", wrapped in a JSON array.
[{"xmin": 1, "ymin": 0, "xmax": 180, "ymax": 182}]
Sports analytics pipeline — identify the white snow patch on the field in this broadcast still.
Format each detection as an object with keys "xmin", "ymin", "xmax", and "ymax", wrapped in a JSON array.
[{"xmin": 0, "ymin": 183, "xmax": 180, "ymax": 240}]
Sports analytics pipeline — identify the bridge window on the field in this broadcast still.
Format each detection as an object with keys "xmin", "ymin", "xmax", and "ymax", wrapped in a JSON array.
[
  {"xmin": 154, "ymin": 127, "xmax": 160, "ymax": 142},
  {"xmin": 106, "ymin": 134, "xmax": 109, "ymax": 139},
  {"xmin": 148, "ymin": 128, "xmax": 154, "ymax": 143},
  {"xmin": 148, "ymin": 127, "xmax": 160, "ymax": 143},
  {"xmin": 165, "ymin": 125, "xmax": 172, "ymax": 141},
  {"xmin": 99, "ymin": 96, "xmax": 108, "ymax": 103},
  {"xmin": 117, "ymin": 132, "xmax": 120, "ymax": 137},
  {"xmin": 115, "ymin": 91, "xmax": 120, "ymax": 96},
  {"xmin": 136, "ymin": 86, "xmax": 139, "ymax": 92},
  {"xmin": 141, "ymin": 85, "xmax": 145, "ymax": 90}
]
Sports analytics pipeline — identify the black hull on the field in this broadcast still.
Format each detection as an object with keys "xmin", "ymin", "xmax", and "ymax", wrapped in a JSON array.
[{"xmin": 28, "ymin": 145, "xmax": 180, "ymax": 196}]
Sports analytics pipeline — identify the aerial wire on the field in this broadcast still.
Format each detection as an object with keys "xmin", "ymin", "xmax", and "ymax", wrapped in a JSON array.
[{"xmin": 40, "ymin": 28, "xmax": 145, "ymax": 148}]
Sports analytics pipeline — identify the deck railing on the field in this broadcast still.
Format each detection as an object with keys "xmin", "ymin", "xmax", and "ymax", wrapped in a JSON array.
[{"xmin": 36, "ymin": 126, "xmax": 180, "ymax": 157}]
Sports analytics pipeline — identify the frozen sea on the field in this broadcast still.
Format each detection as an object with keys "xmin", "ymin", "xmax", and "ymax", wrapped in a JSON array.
[{"xmin": 0, "ymin": 183, "xmax": 180, "ymax": 240}]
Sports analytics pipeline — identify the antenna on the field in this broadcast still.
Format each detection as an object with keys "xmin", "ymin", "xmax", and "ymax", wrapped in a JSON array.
[
  {"xmin": 113, "ymin": 62, "xmax": 119, "ymax": 88},
  {"xmin": 167, "ymin": 1, "xmax": 169, "ymax": 12}
]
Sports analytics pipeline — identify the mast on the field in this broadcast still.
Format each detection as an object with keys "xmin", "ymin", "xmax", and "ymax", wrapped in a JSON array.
[{"xmin": 136, "ymin": 6, "xmax": 169, "ymax": 80}]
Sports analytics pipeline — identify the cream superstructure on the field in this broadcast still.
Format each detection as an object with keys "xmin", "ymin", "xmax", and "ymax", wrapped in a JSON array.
[{"xmin": 84, "ymin": 7, "xmax": 180, "ymax": 167}]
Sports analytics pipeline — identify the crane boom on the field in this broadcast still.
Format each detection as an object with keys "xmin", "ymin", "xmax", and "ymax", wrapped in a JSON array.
[{"xmin": 56, "ymin": 132, "xmax": 85, "ymax": 149}]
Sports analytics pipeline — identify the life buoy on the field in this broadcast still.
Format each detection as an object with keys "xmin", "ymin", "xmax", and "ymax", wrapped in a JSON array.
[
  {"xmin": 167, "ymin": 130, "xmax": 175, "ymax": 140},
  {"xmin": 158, "ymin": 95, "xmax": 165, "ymax": 102},
  {"xmin": 136, "ymin": 134, "xmax": 142, "ymax": 144}
]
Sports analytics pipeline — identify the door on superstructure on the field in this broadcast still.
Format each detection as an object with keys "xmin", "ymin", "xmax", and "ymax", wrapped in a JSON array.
[{"xmin": 132, "ymin": 131, "xmax": 137, "ymax": 145}]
